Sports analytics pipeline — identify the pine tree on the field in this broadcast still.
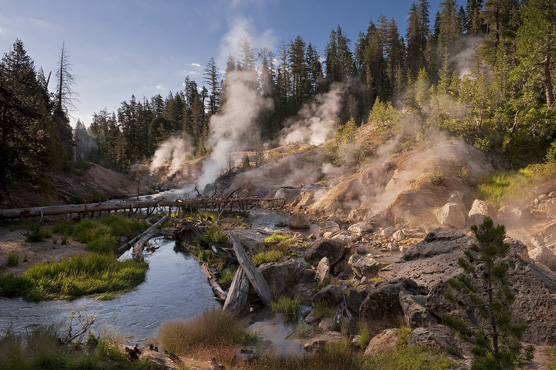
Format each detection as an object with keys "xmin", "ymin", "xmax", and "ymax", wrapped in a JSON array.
[
  {"xmin": 203, "ymin": 57, "xmax": 220, "ymax": 116},
  {"xmin": 443, "ymin": 217, "xmax": 533, "ymax": 370}
]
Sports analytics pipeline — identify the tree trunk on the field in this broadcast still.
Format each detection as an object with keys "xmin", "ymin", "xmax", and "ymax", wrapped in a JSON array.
[
  {"xmin": 544, "ymin": 53, "xmax": 554, "ymax": 109},
  {"xmin": 223, "ymin": 267, "xmax": 250, "ymax": 315}
]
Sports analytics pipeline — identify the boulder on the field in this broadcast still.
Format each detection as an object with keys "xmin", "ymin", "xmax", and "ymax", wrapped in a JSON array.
[
  {"xmin": 318, "ymin": 317, "xmax": 335, "ymax": 332},
  {"xmin": 408, "ymin": 325, "xmax": 466, "ymax": 353},
  {"xmin": 304, "ymin": 238, "xmax": 344, "ymax": 266},
  {"xmin": 348, "ymin": 222, "xmax": 373, "ymax": 236},
  {"xmin": 346, "ymin": 288, "xmax": 364, "ymax": 314},
  {"xmin": 436, "ymin": 202, "xmax": 466, "ymax": 229},
  {"xmin": 232, "ymin": 229, "xmax": 267, "ymax": 255},
  {"xmin": 399, "ymin": 291, "xmax": 438, "ymax": 328},
  {"xmin": 313, "ymin": 284, "xmax": 344, "ymax": 307},
  {"xmin": 319, "ymin": 220, "xmax": 340, "ymax": 235},
  {"xmin": 289, "ymin": 213, "xmax": 310, "ymax": 229},
  {"xmin": 259, "ymin": 258, "xmax": 298, "ymax": 296},
  {"xmin": 466, "ymin": 199, "xmax": 495, "ymax": 228},
  {"xmin": 316, "ymin": 257, "xmax": 330, "ymax": 285},
  {"xmin": 359, "ymin": 278, "xmax": 422, "ymax": 335},
  {"xmin": 380, "ymin": 227, "xmax": 394, "ymax": 238},
  {"xmin": 392, "ymin": 229, "xmax": 406, "ymax": 241},
  {"xmin": 304, "ymin": 331, "xmax": 343, "ymax": 352},
  {"xmin": 380, "ymin": 228, "xmax": 556, "ymax": 345},
  {"xmin": 348, "ymin": 254, "xmax": 381, "ymax": 279},
  {"xmin": 528, "ymin": 246, "xmax": 556, "ymax": 271},
  {"xmin": 363, "ymin": 328, "xmax": 401, "ymax": 356},
  {"xmin": 531, "ymin": 220, "xmax": 556, "ymax": 248}
]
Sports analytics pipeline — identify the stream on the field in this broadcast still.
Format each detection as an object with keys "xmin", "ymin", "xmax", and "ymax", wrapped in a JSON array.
[{"xmin": 0, "ymin": 237, "xmax": 219, "ymax": 341}]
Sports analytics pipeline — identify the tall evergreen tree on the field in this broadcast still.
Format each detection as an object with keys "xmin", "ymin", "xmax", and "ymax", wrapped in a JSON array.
[{"xmin": 203, "ymin": 57, "xmax": 220, "ymax": 116}]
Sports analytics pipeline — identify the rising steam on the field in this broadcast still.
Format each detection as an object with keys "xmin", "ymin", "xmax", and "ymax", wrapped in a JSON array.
[
  {"xmin": 279, "ymin": 82, "xmax": 346, "ymax": 146},
  {"xmin": 149, "ymin": 135, "xmax": 195, "ymax": 178},
  {"xmin": 197, "ymin": 69, "xmax": 274, "ymax": 189}
]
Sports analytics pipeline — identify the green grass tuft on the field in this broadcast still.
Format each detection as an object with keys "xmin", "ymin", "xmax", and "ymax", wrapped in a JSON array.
[
  {"xmin": 6, "ymin": 252, "xmax": 19, "ymax": 267},
  {"xmin": 271, "ymin": 296, "xmax": 301, "ymax": 320},
  {"xmin": 252, "ymin": 249, "xmax": 286, "ymax": 266}
]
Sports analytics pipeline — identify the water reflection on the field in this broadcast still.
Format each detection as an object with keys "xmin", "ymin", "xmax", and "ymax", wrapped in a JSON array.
[{"xmin": 0, "ymin": 238, "xmax": 219, "ymax": 341}]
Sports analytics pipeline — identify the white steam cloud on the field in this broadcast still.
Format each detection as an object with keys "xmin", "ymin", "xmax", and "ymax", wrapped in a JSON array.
[
  {"xmin": 279, "ymin": 82, "xmax": 345, "ymax": 146},
  {"xmin": 197, "ymin": 69, "xmax": 274, "ymax": 189},
  {"xmin": 452, "ymin": 36, "xmax": 483, "ymax": 78},
  {"xmin": 150, "ymin": 135, "xmax": 195, "ymax": 178}
]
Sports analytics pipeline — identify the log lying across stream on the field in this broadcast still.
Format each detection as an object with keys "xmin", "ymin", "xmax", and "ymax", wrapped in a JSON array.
[{"xmin": 0, "ymin": 197, "xmax": 285, "ymax": 220}]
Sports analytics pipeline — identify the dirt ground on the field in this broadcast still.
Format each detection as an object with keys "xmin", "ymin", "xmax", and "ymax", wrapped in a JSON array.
[{"xmin": 0, "ymin": 226, "xmax": 90, "ymax": 276}]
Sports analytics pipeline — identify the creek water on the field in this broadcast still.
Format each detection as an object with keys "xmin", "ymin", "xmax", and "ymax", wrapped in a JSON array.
[{"xmin": 0, "ymin": 237, "xmax": 219, "ymax": 341}]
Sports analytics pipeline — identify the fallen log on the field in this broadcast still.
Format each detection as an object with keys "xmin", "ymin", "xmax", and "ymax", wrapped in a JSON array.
[
  {"xmin": 118, "ymin": 216, "xmax": 169, "ymax": 255},
  {"xmin": 202, "ymin": 263, "xmax": 227, "ymax": 301},
  {"xmin": 132, "ymin": 229, "xmax": 166, "ymax": 260},
  {"xmin": 230, "ymin": 233, "xmax": 274, "ymax": 306},
  {"xmin": 223, "ymin": 267, "xmax": 250, "ymax": 315}
]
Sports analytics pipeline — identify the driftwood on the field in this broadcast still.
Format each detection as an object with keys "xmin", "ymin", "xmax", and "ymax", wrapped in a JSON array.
[
  {"xmin": 202, "ymin": 263, "xmax": 227, "ymax": 301},
  {"xmin": 223, "ymin": 267, "xmax": 250, "ymax": 315},
  {"xmin": 117, "ymin": 215, "xmax": 169, "ymax": 255},
  {"xmin": 230, "ymin": 233, "xmax": 274, "ymax": 306}
]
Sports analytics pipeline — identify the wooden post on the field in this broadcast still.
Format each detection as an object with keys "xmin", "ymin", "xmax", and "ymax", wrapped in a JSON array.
[{"xmin": 223, "ymin": 267, "xmax": 250, "ymax": 315}]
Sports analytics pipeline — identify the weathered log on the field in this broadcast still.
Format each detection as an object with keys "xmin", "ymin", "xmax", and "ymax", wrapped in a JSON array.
[
  {"xmin": 223, "ymin": 267, "xmax": 250, "ymax": 315},
  {"xmin": 202, "ymin": 263, "xmax": 227, "ymax": 301},
  {"xmin": 132, "ymin": 229, "xmax": 166, "ymax": 260},
  {"xmin": 230, "ymin": 233, "xmax": 274, "ymax": 306},
  {"xmin": 0, "ymin": 198, "xmax": 285, "ymax": 219},
  {"xmin": 118, "ymin": 215, "xmax": 169, "ymax": 255}
]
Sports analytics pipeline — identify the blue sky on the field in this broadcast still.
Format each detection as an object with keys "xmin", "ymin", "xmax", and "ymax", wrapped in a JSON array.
[{"xmin": 0, "ymin": 0, "xmax": 454, "ymax": 126}]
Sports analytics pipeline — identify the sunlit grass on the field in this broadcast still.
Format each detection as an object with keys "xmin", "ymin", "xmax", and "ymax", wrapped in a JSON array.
[
  {"xmin": 0, "ymin": 254, "xmax": 148, "ymax": 301},
  {"xmin": 252, "ymin": 249, "xmax": 286, "ymax": 266}
]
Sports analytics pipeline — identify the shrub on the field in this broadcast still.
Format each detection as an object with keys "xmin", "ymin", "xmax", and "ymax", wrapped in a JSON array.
[
  {"xmin": 6, "ymin": 252, "xmax": 18, "ymax": 267},
  {"xmin": 252, "ymin": 250, "xmax": 286, "ymax": 266},
  {"xmin": 271, "ymin": 296, "xmax": 301, "ymax": 321},
  {"xmin": 159, "ymin": 308, "xmax": 253, "ymax": 355},
  {"xmin": 22, "ymin": 225, "xmax": 47, "ymax": 242}
]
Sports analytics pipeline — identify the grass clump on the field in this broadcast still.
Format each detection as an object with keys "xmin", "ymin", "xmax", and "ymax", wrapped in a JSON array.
[
  {"xmin": 478, "ymin": 163, "xmax": 556, "ymax": 208},
  {"xmin": 0, "ymin": 254, "xmax": 148, "ymax": 301},
  {"xmin": 313, "ymin": 300, "xmax": 335, "ymax": 320},
  {"xmin": 159, "ymin": 308, "xmax": 254, "ymax": 355},
  {"xmin": 0, "ymin": 327, "xmax": 157, "ymax": 370},
  {"xmin": 218, "ymin": 268, "xmax": 236, "ymax": 285},
  {"xmin": 6, "ymin": 252, "xmax": 19, "ymax": 267},
  {"xmin": 22, "ymin": 224, "xmax": 49, "ymax": 242},
  {"xmin": 364, "ymin": 346, "xmax": 457, "ymax": 369},
  {"xmin": 252, "ymin": 249, "xmax": 286, "ymax": 266},
  {"xmin": 263, "ymin": 231, "xmax": 294, "ymax": 252},
  {"xmin": 271, "ymin": 296, "xmax": 301, "ymax": 321}
]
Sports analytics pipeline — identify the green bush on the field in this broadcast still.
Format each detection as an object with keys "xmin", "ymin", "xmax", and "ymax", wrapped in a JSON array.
[
  {"xmin": 252, "ymin": 249, "xmax": 286, "ymax": 266},
  {"xmin": 22, "ymin": 225, "xmax": 47, "ymax": 242},
  {"xmin": 6, "ymin": 252, "xmax": 19, "ymax": 267},
  {"xmin": 271, "ymin": 296, "xmax": 301, "ymax": 321}
]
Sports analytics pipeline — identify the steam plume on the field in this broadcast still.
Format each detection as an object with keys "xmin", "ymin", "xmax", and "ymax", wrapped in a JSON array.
[
  {"xmin": 197, "ymin": 69, "xmax": 273, "ymax": 189},
  {"xmin": 150, "ymin": 135, "xmax": 194, "ymax": 178},
  {"xmin": 279, "ymin": 82, "xmax": 345, "ymax": 145}
]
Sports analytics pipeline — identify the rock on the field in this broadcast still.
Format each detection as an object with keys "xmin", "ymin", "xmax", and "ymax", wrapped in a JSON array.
[
  {"xmin": 399, "ymin": 291, "xmax": 438, "ymax": 328},
  {"xmin": 348, "ymin": 222, "xmax": 373, "ymax": 236},
  {"xmin": 304, "ymin": 238, "xmax": 344, "ymax": 266},
  {"xmin": 435, "ymin": 202, "xmax": 466, "ymax": 229},
  {"xmin": 380, "ymin": 227, "xmax": 394, "ymax": 238},
  {"xmin": 259, "ymin": 258, "xmax": 298, "ymax": 297},
  {"xmin": 363, "ymin": 328, "xmax": 401, "ymax": 356},
  {"xmin": 303, "ymin": 308, "xmax": 318, "ymax": 324},
  {"xmin": 313, "ymin": 284, "xmax": 344, "ymax": 307},
  {"xmin": 296, "ymin": 266, "xmax": 316, "ymax": 284},
  {"xmin": 531, "ymin": 221, "xmax": 556, "ymax": 248},
  {"xmin": 408, "ymin": 325, "xmax": 466, "ymax": 353},
  {"xmin": 538, "ymin": 194, "xmax": 549, "ymax": 202},
  {"xmin": 304, "ymin": 331, "xmax": 343, "ymax": 352},
  {"xmin": 356, "ymin": 245, "xmax": 370, "ymax": 254},
  {"xmin": 387, "ymin": 242, "xmax": 398, "ymax": 252},
  {"xmin": 529, "ymin": 246, "xmax": 556, "ymax": 271},
  {"xmin": 466, "ymin": 199, "xmax": 495, "ymax": 228},
  {"xmin": 346, "ymin": 288, "xmax": 364, "ymax": 313},
  {"xmin": 392, "ymin": 230, "xmax": 406, "ymax": 241},
  {"xmin": 359, "ymin": 278, "xmax": 422, "ymax": 335},
  {"xmin": 316, "ymin": 257, "xmax": 330, "ymax": 285},
  {"xmin": 331, "ymin": 233, "xmax": 350, "ymax": 245},
  {"xmin": 289, "ymin": 213, "xmax": 310, "ymax": 229},
  {"xmin": 539, "ymin": 199, "xmax": 556, "ymax": 217},
  {"xmin": 232, "ymin": 229, "xmax": 267, "ymax": 255},
  {"xmin": 348, "ymin": 254, "xmax": 381, "ymax": 279},
  {"xmin": 319, "ymin": 220, "xmax": 340, "ymax": 235},
  {"xmin": 550, "ymin": 191, "xmax": 556, "ymax": 198},
  {"xmin": 380, "ymin": 228, "xmax": 556, "ymax": 345},
  {"xmin": 318, "ymin": 317, "xmax": 335, "ymax": 332}
]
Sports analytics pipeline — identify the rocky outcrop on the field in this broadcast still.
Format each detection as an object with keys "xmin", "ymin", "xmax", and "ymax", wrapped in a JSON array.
[
  {"xmin": 304, "ymin": 238, "xmax": 344, "ymax": 266},
  {"xmin": 408, "ymin": 324, "xmax": 468, "ymax": 354},
  {"xmin": 304, "ymin": 331, "xmax": 343, "ymax": 352},
  {"xmin": 348, "ymin": 254, "xmax": 381, "ymax": 279},
  {"xmin": 399, "ymin": 291, "xmax": 438, "ymax": 328},
  {"xmin": 528, "ymin": 246, "xmax": 556, "ymax": 271},
  {"xmin": 380, "ymin": 228, "xmax": 556, "ymax": 345},
  {"xmin": 363, "ymin": 328, "xmax": 400, "ymax": 356},
  {"xmin": 466, "ymin": 199, "xmax": 495, "ymax": 228},
  {"xmin": 359, "ymin": 278, "xmax": 422, "ymax": 335},
  {"xmin": 289, "ymin": 213, "xmax": 310, "ymax": 229},
  {"xmin": 313, "ymin": 285, "xmax": 343, "ymax": 307},
  {"xmin": 436, "ymin": 202, "xmax": 466, "ymax": 229},
  {"xmin": 259, "ymin": 258, "xmax": 298, "ymax": 297}
]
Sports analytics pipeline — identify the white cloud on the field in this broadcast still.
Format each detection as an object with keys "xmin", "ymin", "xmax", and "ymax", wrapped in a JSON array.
[{"xmin": 191, "ymin": 63, "xmax": 201, "ymax": 68}]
